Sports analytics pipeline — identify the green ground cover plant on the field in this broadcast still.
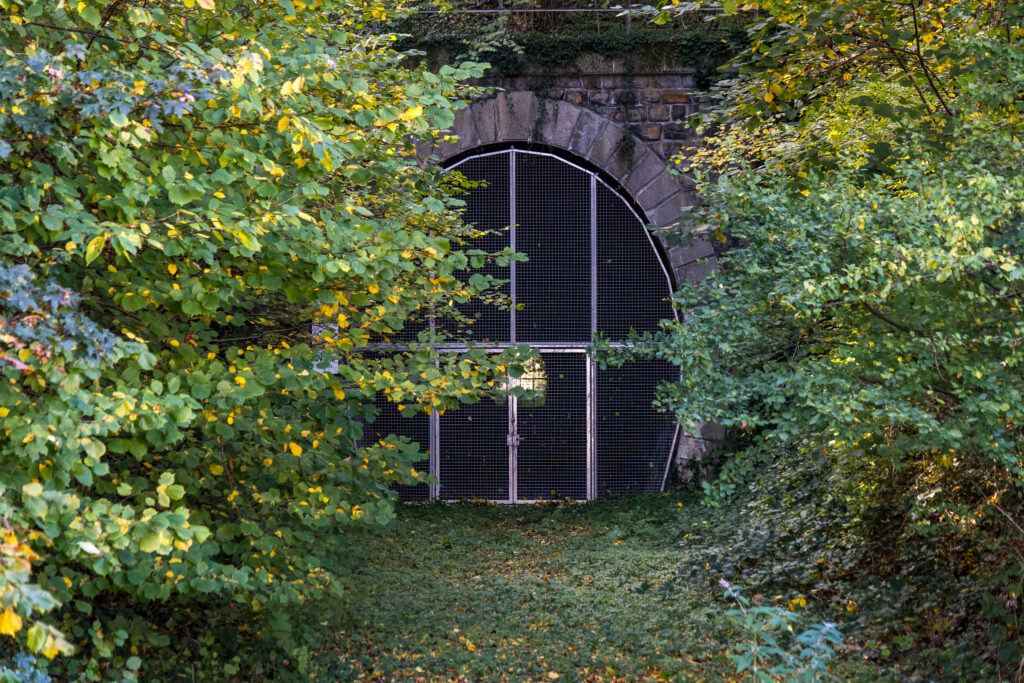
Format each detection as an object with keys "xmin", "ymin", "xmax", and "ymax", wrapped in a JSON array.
[{"xmin": 320, "ymin": 495, "xmax": 889, "ymax": 682}]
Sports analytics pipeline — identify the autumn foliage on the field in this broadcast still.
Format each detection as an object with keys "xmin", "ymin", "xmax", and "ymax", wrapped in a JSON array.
[{"xmin": 0, "ymin": 0, "xmax": 524, "ymax": 678}]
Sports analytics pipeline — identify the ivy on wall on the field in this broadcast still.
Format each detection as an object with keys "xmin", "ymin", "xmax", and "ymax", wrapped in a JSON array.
[{"xmin": 395, "ymin": 14, "xmax": 749, "ymax": 88}]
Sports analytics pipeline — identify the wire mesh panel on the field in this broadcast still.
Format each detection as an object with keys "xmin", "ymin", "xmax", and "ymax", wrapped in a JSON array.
[
  {"xmin": 439, "ymin": 396, "xmax": 510, "ymax": 500},
  {"xmin": 361, "ymin": 393, "xmax": 432, "ymax": 502},
  {"xmin": 516, "ymin": 353, "xmax": 588, "ymax": 500},
  {"xmin": 596, "ymin": 183, "xmax": 674, "ymax": 340},
  {"xmin": 427, "ymin": 146, "xmax": 681, "ymax": 502},
  {"xmin": 596, "ymin": 359, "xmax": 678, "ymax": 497},
  {"xmin": 441, "ymin": 153, "xmax": 511, "ymax": 343},
  {"xmin": 515, "ymin": 153, "xmax": 591, "ymax": 343}
]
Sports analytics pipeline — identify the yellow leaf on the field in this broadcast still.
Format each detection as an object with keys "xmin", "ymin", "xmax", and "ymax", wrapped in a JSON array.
[
  {"xmin": 210, "ymin": 464, "xmax": 224, "ymax": 475},
  {"xmin": 333, "ymin": 388, "xmax": 346, "ymax": 400},
  {"xmin": 400, "ymin": 105, "xmax": 423, "ymax": 122},
  {"xmin": 764, "ymin": 92, "xmax": 775, "ymax": 103},
  {"xmin": 277, "ymin": 116, "xmax": 290, "ymax": 132},
  {"xmin": 167, "ymin": 264, "xmax": 177, "ymax": 275},
  {"xmin": 368, "ymin": 283, "xmax": 379, "ymax": 294},
  {"xmin": 0, "ymin": 407, "xmax": 8, "ymax": 418},
  {"xmin": 0, "ymin": 608, "xmax": 23, "ymax": 636},
  {"xmin": 288, "ymin": 442, "xmax": 303, "ymax": 456}
]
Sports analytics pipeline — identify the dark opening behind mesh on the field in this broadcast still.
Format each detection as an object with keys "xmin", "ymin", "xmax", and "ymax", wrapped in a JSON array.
[
  {"xmin": 440, "ymin": 155, "xmax": 511, "ymax": 343},
  {"xmin": 516, "ymin": 354, "xmax": 588, "ymax": 500},
  {"xmin": 515, "ymin": 154, "xmax": 591, "ymax": 343},
  {"xmin": 439, "ymin": 397, "xmax": 510, "ymax": 500},
  {"xmin": 596, "ymin": 184, "xmax": 674, "ymax": 340},
  {"xmin": 596, "ymin": 359, "xmax": 678, "ymax": 497},
  {"xmin": 362, "ymin": 394, "xmax": 431, "ymax": 502},
  {"xmin": 377, "ymin": 149, "xmax": 681, "ymax": 503}
]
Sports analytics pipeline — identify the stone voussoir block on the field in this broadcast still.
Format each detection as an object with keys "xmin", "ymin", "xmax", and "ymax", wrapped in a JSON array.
[
  {"xmin": 568, "ymin": 109, "xmax": 607, "ymax": 159},
  {"xmin": 636, "ymin": 168, "xmax": 683, "ymax": 210},
  {"xmin": 496, "ymin": 91, "xmax": 538, "ymax": 141},
  {"xmin": 679, "ymin": 254, "xmax": 718, "ymax": 282},
  {"xmin": 536, "ymin": 100, "xmax": 582, "ymax": 149},
  {"xmin": 624, "ymin": 151, "xmax": 667, "ymax": 196},
  {"xmin": 450, "ymin": 107, "xmax": 480, "ymax": 149},
  {"xmin": 670, "ymin": 239, "xmax": 716, "ymax": 268},
  {"xmin": 471, "ymin": 97, "xmax": 499, "ymax": 146},
  {"xmin": 647, "ymin": 191, "xmax": 686, "ymax": 228},
  {"xmin": 589, "ymin": 122, "xmax": 629, "ymax": 172}
]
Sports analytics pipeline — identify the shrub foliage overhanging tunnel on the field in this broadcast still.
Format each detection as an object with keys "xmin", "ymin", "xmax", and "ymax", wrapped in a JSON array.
[
  {"xmin": 593, "ymin": 0, "xmax": 1024, "ymax": 675},
  {"xmin": 0, "ymin": 0, "xmax": 530, "ymax": 678}
]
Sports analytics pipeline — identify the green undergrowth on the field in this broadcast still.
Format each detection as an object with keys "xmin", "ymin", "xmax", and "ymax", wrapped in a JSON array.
[{"xmin": 314, "ymin": 494, "xmax": 887, "ymax": 682}]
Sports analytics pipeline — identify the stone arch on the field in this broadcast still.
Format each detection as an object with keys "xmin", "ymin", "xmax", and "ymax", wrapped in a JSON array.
[
  {"xmin": 418, "ymin": 91, "xmax": 723, "ymax": 485},
  {"xmin": 422, "ymin": 91, "xmax": 717, "ymax": 286}
]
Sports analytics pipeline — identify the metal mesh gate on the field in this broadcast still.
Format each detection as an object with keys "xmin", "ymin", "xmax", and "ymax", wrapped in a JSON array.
[{"xmin": 378, "ymin": 148, "xmax": 679, "ymax": 502}]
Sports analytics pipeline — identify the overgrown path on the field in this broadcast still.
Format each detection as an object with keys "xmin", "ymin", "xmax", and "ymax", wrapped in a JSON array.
[{"xmin": 321, "ymin": 495, "xmax": 739, "ymax": 682}]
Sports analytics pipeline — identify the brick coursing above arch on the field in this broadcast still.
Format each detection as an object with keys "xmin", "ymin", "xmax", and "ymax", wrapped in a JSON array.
[{"xmin": 420, "ymin": 91, "xmax": 718, "ymax": 287}]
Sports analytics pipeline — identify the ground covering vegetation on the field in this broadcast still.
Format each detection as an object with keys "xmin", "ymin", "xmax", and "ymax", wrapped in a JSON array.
[{"xmin": 321, "ymin": 496, "xmax": 886, "ymax": 682}]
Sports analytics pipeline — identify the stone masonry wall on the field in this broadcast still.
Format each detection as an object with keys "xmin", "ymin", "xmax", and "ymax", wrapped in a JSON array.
[
  {"xmin": 431, "ymin": 56, "xmax": 725, "ymax": 485},
  {"xmin": 478, "ymin": 60, "xmax": 711, "ymax": 161}
]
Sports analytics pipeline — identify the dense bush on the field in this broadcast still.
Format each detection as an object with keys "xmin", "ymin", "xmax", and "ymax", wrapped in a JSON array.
[
  {"xmin": 0, "ymin": 0, "xmax": 526, "ymax": 678},
  {"xmin": 612, "ymin": 0, "xmax": 1024, "ymax": 676}
]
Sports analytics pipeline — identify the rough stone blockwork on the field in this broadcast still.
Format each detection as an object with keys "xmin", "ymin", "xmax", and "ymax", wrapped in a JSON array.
[
  {"xmin": 423, "ymin": 59, "xmax": 724, "ymax": 479},
  {"xmin": 481, "ymin": 62, "xmax": 715, "ymax": 161}
]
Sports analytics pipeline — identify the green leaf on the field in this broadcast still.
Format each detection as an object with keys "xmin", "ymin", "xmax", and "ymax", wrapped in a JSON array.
[
  {"xmin": 21, "ymin": 482, "xmax": 43, "ymax": 497},
  {"xmin": 80, "ymin": 4, "xmax": 102, "ymax": 26},
  {"xmin": 26, "ymin": 624, "xmax": 47, "ymax": 653},
  {"xmin": 168, "ymin": 186, "xmax": 191, "ymax": 205},
  {"xmin": 139, "ymin": 533, "xmax": 162, "ymax": 553}
]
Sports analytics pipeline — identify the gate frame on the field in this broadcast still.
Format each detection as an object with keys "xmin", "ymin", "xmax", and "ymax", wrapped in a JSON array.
[{"xmin": 429, "ymin": 146, "xmax": 681, "ymax": 502}]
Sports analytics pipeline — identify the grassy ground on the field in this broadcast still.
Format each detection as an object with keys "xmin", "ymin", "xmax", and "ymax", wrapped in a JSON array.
[{"xmin": 317, "ymin": 494, "xmax": 884, "ymax": 682}]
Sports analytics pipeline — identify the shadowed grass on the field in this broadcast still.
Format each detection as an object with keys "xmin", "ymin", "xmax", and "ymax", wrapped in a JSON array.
[{"xmin": 314, "ymin": 494, "xmax": 885, "ymax": 682}]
